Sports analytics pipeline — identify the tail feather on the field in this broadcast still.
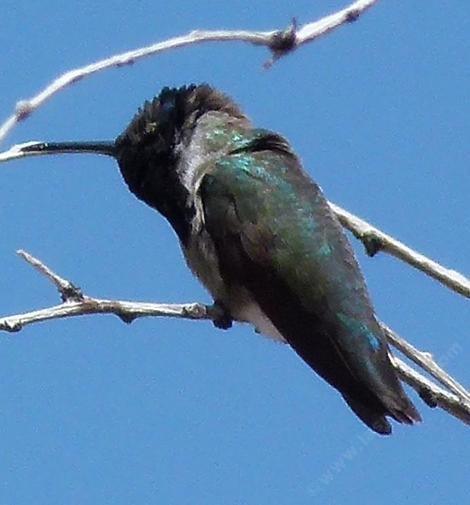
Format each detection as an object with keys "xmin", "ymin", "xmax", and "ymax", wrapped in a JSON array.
[
  {"xmin": 385, "ymin": 395, "xmax": 422, "ymax": 425},
  {"xmin": 343, "ymin": 390, "xmax": 421, "ymax": 435},
  {"xmin": 343, "ymin": 393, "xmax": 392, "ymax": 434}
]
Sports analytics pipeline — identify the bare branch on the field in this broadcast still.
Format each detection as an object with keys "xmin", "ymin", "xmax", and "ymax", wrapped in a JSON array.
[
  {"xmin": 0, "ymin": 299, "xmax": 211, "ymax": 333},
  {"xmin": 331, "ymin": 203, "xmax": 470, "ymax": 299},
  {"xmin": 0, "ymin": 0, "xmax": 378, "ymax": 145},
  {"xmin": 1, "ymin": 250, "xmax": 469, "ymax": 429},
  {"xmin": 0, "ymin": 251, "xmax": 212, "ymax": 331}
]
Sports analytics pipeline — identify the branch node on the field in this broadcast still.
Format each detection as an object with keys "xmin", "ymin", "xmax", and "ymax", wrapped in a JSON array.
[
  {"xmin": 61, "ymin": 283, "xmax": 85, "ymax": 303},
  {"xmin": 361, "ymin": 232, "xmax": 383, "ymax": 257},
  {"xmin": 265, "ymin": 18, "xmax": 298, "ymax": 68},
  {"xmin": 15, "ymin": 101, "xmax": 33, "ymax": 121},
  {"xmin": 419, "ymin": 387, "xmax": 438, "ymax": 408},
  {"xmin": 182, "ymin": 303, "xmax": 208, "ymax": 319},
  {"xmin": 346, "ymin": 9, "xmax": 361, "ymax": 23},
  {"xmin": 69, "ymin": 72, "xmax": 84, "ymax": 85}
]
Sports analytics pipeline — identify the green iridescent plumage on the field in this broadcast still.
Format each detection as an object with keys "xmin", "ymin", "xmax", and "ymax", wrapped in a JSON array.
[
  {"xmin": 197, "ymin": 131, "xmax": 419, "ymax": 433},
  {"xmin": 21, "ymin": 84, "xmax": 421, "ymax": 434}
]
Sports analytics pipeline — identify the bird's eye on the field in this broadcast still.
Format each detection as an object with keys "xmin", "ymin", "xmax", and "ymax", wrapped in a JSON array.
[{"xmin": 144, "ymin": 122, "xmax": 157, "ymax": 135}]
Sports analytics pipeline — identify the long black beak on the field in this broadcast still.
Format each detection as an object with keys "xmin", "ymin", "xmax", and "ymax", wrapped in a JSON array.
[{"xmin": 20, "ymin": 141, "xmax": 116, "ymax": 158}]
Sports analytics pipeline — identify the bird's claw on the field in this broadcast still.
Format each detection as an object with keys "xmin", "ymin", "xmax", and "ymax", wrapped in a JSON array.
[{"xmin": 211, "ymin": 301, "xmax": 233, "ymax": 330}]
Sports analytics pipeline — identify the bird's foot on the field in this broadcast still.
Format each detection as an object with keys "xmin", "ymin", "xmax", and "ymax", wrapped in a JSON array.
[{"xmin": 210, "ymin": 301, "xmax": 233, "ymax": 330}]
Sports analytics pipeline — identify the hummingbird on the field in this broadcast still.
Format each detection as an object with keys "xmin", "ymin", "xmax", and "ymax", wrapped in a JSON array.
[{"xmin": 22, "ymin": 84, "xmax": 420, "ymax": 434}]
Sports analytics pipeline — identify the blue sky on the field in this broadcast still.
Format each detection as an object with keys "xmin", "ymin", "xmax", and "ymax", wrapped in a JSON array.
[{"xmin": 1, "ymin": 1, "xmax": 469, "ymax": 504}]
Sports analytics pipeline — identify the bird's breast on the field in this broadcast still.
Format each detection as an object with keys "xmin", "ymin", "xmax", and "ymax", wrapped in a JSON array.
[
  {"xmin": 183, "ymin": 227, "xmax": 227, "ymax": 301},
  {"xmin": 182, "ymin": 228, "xmax": 285, "ymax": 343}
]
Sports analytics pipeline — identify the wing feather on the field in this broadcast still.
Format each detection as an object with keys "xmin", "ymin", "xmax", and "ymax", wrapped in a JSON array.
[{"xmin": 199, "ymin": 133, "xmax": 420, "ymax": 433}]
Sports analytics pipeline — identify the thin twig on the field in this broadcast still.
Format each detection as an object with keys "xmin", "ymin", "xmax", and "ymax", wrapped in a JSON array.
[
  {"xmin": 0, "ymin": 0, "xmax": 378, "ymax": 145},
  {"xmin": 16, "ymin": 249, "xmax": 84, "ymax": 302},
  {"xmin": 331, "ymin": 203, "xmax": 470, "ymax": 299},
  {"xmin": 1, "ymin": 250, "xmax": 468, "ymax": 428},
  {"xmin": 391, "ymin": 357, "xmax": 470, "ymax": 426},
  {"xmin": 382, "ymin": 324, "xmax": 470, "ymax": 403}
]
